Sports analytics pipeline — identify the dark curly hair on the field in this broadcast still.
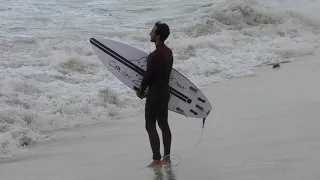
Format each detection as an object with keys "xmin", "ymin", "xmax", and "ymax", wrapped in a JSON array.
[{"xmin": 155, "ymin": 21, "xmax": 170, "ymax": 42}]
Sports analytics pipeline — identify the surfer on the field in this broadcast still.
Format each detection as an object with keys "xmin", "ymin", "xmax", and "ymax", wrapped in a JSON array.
[{"xmin": 136, "ymin": 21, "xmax": 173, "ymax": 168}]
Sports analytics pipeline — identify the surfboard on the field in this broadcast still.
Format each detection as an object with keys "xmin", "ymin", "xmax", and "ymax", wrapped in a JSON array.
[{"xmin": 89, "ymin": 38, "xmax": 212, "ymax": 119}]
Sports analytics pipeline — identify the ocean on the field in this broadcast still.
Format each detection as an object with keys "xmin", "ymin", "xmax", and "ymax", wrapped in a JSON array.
[{"xmin": 1, "ymin": 0, "xmax": 319, "ymax": 157}]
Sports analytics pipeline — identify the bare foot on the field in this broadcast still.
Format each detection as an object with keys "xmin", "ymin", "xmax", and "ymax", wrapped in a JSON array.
[
  {"xmin": 147, "ymin": 160, "xmax": 162, "ymax": 168},
  {"xmin": 161, "ymin": 157, "xmax": 171, "ymax": 166}
]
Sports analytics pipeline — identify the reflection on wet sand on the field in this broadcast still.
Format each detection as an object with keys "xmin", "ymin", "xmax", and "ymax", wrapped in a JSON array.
[{"xmin": 152, "ymin": 166, "xmax": 177, "ymax": 180}]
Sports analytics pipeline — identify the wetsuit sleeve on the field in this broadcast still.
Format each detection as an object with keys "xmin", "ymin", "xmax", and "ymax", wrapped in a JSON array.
[{"xmin": 140, "ymin": 53, "xmax": 156, "ymax": 93}]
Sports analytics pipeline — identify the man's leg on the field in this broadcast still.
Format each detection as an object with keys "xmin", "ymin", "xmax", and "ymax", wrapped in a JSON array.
[
  {"xmin": 157, "ymin": 92, "xmax": 171, "ymax": 163},
  {"xmin": 145, "ymin": 95, "xmax": 162, "ymax": 162}
]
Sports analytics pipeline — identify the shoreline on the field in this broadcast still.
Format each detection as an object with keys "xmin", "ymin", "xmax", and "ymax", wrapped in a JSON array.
[
  {"xmin": 11, "ymin": 48, "xmax": 320, "ymax": 153},
  {"xmin": 1, "ymin": 48, "xmax": 319, "ymax": 180}
]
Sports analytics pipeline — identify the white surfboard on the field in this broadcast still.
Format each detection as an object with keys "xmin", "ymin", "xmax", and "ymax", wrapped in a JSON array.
[{"xmin": 89, "ymin": 38, "xmax": 212, "ymax": 119}]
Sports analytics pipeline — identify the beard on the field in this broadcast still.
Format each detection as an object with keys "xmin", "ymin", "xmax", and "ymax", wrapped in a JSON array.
[{"xmin": 150, "ymin": 36, "xmax": 156, "ymax": 42}]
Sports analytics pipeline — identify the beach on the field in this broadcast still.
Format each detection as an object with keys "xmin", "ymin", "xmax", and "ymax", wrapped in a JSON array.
[
  {"xmin": 1, "ymin": 50, "xmax": 319, "ymax": 180},
  {"xmin": 1, "ymin": 0, "xmax": 320, "ymax": 179}
]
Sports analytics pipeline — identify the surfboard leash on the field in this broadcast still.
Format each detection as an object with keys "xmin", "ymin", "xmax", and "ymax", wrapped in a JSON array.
[{"xmin": 162, "ymin": 117, "xmax": 206, "ymax": 166}]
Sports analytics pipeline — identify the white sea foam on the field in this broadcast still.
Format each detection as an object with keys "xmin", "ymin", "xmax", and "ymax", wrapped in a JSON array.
[{"xmin": 0, "ymin": 0, "xmax": 319, "ymax": 156}]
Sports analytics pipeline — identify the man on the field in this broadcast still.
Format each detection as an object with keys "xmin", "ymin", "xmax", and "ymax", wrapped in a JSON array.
[{"xmin": 136, "ymin": 21, "xmax": 173, "ymax": 168}]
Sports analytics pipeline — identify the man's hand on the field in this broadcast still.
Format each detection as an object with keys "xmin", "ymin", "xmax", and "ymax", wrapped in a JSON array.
[{"xmin": 136, "ymin": 90, "xmax": 147, "ymax": 99}]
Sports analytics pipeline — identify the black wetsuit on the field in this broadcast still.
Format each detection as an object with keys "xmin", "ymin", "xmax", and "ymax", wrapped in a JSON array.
[{"xmin": 140, "ymin": 42, "xmax": 173, "ymax": 160}]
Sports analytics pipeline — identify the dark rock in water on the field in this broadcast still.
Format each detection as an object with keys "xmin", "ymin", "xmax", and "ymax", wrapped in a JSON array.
[
  {"xmin": 20, "ymin": 136, "xmax": 33, "ymax": 146},
  {"xmin": 273, "ymin": 64, "xmax": 280, "ymax": 68}
]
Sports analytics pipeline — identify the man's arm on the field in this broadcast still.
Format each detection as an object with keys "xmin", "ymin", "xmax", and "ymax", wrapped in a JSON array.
[{"xmin": 140, "ymin": 54, "xmax": 155, "ymax": 93}]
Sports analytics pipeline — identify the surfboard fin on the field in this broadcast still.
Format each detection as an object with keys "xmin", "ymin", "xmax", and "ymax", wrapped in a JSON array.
[{"xmin": 176, "ymin": 107, "xmax": 188, "ymax": 118}]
